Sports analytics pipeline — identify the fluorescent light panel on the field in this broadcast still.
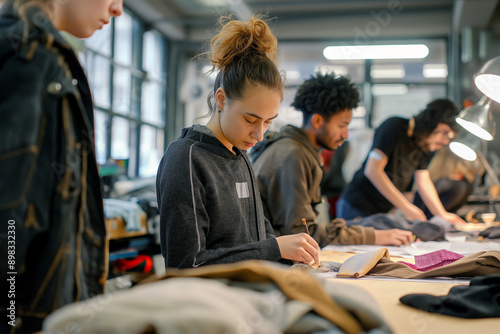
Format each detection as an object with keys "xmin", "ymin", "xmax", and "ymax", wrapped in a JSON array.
[
  {"xmin": 371, "ymin": 65, "xmax": 405, "ymax": 79},
  {"xmin": 323, "ymin": 44, "xmax": 429, "ymax": 60},
  {"xmin": 423, "ymin": 64, "xmax": 448, "ymax": 78}
]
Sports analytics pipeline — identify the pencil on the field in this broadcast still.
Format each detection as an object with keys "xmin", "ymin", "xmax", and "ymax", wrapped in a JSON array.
[
  {"xmin": 302, "ymin": 218, "xmax": 316, "ymax": 267},
  {"xmin": 302, "ymin": 218, "xmax": 310, "ymax": 235}
]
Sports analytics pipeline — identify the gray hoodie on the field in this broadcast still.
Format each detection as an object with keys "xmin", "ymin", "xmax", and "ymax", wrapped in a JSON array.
[{"xmin": 156, "ymin": 125, "xmax": 281, "ymax": 269}]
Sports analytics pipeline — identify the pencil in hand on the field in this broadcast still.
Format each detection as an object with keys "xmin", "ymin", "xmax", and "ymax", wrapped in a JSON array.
[
  {"xmin": 301, "ymin": 218, "xmax": 317, "ymax": 268},
  {"xmin": 302, "ymin": 218, "xmax": 310, "ymax": 235}
]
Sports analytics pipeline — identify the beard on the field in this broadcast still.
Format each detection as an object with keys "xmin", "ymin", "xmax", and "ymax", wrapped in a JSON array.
[{"xmin": 316, "ymin": 131, "xmax": 344, "ymax": 151}]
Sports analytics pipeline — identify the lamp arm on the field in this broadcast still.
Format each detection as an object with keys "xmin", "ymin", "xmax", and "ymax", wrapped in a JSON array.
[{"xmin": 477, "ymin": 150, "xmax": 500, "ymax": 186}]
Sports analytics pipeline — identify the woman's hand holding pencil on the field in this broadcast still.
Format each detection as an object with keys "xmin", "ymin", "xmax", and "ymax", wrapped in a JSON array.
[{"xmin": 275, "ymin": 218, "xmax": 320, "ymax": 267}]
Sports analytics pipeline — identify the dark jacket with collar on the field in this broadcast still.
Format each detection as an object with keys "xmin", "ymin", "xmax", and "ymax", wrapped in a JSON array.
[{"xmin": 0, "ymin": 4, "xmax": 106, "ymax": 332}]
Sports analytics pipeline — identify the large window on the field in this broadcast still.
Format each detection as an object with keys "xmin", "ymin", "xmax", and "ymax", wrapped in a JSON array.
[{"xmin": 80, "ymin": 10, "xmax": 168, "ymax": 179}]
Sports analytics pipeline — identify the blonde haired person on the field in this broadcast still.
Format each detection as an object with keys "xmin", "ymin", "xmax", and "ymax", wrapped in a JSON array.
[
  {"xmin": 0, "ymin": 1, "xmax": 122, "ymax": 333},
  {"xmin": 413, "ymin": 145, "xmax": 484, "ymax": 218},
  {"xmin": 156, "ymin": 16, "xmax": 320, "ymax": 269}
]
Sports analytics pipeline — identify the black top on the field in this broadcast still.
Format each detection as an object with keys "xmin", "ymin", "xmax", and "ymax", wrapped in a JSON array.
[{"xmin": 343, "ymin": 117, "xmax": 431, "ymax": 214}]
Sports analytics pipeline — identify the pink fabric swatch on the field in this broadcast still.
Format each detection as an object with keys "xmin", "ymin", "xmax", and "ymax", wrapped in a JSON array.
[{"xmin": 399, "ymin": 249, "xmax": 464, "ymax": 272}]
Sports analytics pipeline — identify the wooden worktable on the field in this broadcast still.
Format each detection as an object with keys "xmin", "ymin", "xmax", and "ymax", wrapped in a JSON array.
[{"xmin": 319, "ymin": 250, "xmax": 500, "ymax": 334}]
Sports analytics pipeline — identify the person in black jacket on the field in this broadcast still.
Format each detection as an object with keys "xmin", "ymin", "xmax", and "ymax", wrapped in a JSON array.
[
  {"xmin": 0, "ymin": 1, "xmax": 122, "ymax": 333},
  {"xmin": 156, "ymin": 16, "xmax": 320, "ymax": 269}
]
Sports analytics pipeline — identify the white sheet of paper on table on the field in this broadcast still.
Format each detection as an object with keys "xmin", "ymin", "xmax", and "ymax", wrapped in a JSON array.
[{"xmin": 322, "ymin": 241, "xmax": 500, "ymax": 258}]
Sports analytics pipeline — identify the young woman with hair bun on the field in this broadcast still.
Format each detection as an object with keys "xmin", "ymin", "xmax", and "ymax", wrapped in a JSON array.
[{"xmin": 156, "ymin": 16, "xmax": 320, "ymax": 269}]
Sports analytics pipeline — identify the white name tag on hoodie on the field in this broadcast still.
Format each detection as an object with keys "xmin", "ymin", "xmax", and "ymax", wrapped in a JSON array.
[{"xmin": 235, "ymin": 182, "xmax": 249, "ymax": 199}]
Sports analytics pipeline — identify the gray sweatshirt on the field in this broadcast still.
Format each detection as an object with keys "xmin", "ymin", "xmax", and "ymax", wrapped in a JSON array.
[{"xmin": 156, "ymin": 125, "xmax": 281, "ymax": 269}]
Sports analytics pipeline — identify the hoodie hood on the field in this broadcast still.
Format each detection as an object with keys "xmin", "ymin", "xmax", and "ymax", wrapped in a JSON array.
[
  {"xmin": 250, "ymin": 125, "xmax": 321, "ymax": 166},
  {"xmin": 179, "ymin": 124, "xmax": 243, "ymax": 160}
]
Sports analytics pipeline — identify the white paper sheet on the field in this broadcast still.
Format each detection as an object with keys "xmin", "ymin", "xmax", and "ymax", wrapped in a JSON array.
[{"xmin": 322, "ymin": 241, "xmax": 500, "ymax": 258}]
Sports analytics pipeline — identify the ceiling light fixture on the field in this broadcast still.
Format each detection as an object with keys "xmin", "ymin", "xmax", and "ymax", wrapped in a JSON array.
[
  {"xmin": 371, "ymin": 65, "xmax": 405, "ymax": 79},
  {"xmin": 323, "ymin": 44, "xmax": 429, "ymax": 60},
  {"xmin": 423, "ymin": 64, "xmax": 448, "ymax": 78}
]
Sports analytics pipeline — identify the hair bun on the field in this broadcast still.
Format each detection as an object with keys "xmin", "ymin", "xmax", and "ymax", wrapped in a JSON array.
[{"xmin": 210, "ymin": 16, "xmax": 277, "ymax": 71}]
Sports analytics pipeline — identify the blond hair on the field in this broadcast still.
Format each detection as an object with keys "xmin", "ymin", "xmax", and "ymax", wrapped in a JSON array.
[
  {"xmin": 428, "ymin": 146, "xmax": 484, "ymax": 183},
  {"xmin": 10, "ymin": 0, "xmax": 54, "ymax": 41},
  {"xmin": 205, "ymin": 15, "xmax": 283, "ymax": 114}
]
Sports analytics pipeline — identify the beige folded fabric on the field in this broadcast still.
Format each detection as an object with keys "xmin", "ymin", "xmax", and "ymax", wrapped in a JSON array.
[
  {"xmin": 369, "ymin": 250, "xmax": 500, "ymax": 278},
  {"xmin": 337, "ymin": 248, "xmax": 390, "ymax": 278},
  {"xmin": 333, "ymin": 249, "xmax": 500, "ymax": 279}
]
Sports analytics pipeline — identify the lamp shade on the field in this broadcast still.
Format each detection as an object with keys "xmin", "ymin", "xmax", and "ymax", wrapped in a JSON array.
[
  {"xmin": 449, "ymin": 130, "xmax": 481, "ymax": 161},
  {"xmin": 474, "ymin": 56, "xmax": 500, "ymax": 103},
  {"xmin": 455, "ymin": 96, "xmax": 496, "ymax": 141}
]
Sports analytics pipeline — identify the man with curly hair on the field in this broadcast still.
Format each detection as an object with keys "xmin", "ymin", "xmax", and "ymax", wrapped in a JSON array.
[{"xmin": 250, "ymin": 73, "xmax": 413, "ymax": 247}]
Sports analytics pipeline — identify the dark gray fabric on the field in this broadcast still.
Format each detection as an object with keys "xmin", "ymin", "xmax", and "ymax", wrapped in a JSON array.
[
  {"xmin": 156, "ymin": 125, "xmax": 281, "ymax": 269},
  {"xmin": 347, "ymin": 214, "xmax": 446, "ymax": 241},
  {"xmin": 479, "ymin": 226, "xmax": 500, "ymax": 239},
  {"xmin": 400, "ymin": 275, "xmax": 500, "ymax": 318}
]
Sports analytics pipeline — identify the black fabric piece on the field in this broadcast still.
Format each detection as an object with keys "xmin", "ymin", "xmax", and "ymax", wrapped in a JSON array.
[
  {"xmin": 479, "ymin": 226, "xmax": 500, "ymax": 239},
  {"xmin": 400, "ymin": 275, "xmax": 500, "ymax": 318},
  {"xmin": 347, "ymin": 213, "xmax": 446, "ymax": 241}
]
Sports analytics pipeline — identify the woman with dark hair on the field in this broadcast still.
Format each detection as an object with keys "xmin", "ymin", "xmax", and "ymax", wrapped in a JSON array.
[
  {"xmin": 337, "ymin": 99, "xmax": 466, "ymax": 224},
  {"xmin": 156, "ymin": 16, "xmax": 320, "ymax": 269},
  {"xmin": 0, "ymin": 1, "xmax": 122, "ymax": 333}
]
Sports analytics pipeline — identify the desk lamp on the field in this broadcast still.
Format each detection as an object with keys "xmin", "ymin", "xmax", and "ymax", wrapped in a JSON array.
[
  {"xmin": 450, "ymin": 55, "xmax": 500, "ymax": 191},
  {"xmin": 474, "ymin": 55, "xmax": 500, "ymax": 104},
  {"xmin": 455, "ymin": 96, "xmax": 495, "ymax": 141}
]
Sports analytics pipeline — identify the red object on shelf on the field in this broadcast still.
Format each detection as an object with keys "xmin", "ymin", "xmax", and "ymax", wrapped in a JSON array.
[{"xmin": 114, "ymin": 255, "xmax": 153, "ymax": 273}]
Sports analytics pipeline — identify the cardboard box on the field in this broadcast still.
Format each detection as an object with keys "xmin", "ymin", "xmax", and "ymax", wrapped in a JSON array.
[{"xmin": 106, "ymin": 213, "xmax": 148, "ymax": 240}]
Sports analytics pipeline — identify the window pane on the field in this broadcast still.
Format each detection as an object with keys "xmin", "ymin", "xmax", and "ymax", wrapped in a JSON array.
[
  {"xmin": 113, "ymin": 66, "xmax": 132, "ymax": 114},
  {"xmin": 114, "ymin": 11, "xmax": 133, "ymax": 66},
  {"xmin": 94, "ymin": 110, "xmax": 108, "ymax": 165},
  {"xmin": 141, "ymin": 81, "xmax": 164, "ymax": 125},
  {"xmin": 139, "ymin": 125, "xmax": 164, "ymax": 178},
  {"xmin": 85, "ymin": 21, "xmax": 112, "ymax": 56},
  {"xmin": 86, "ymin": 54, "xmax": 111, "ymax": 109},
  {"xmin": 371, "ymin": 84, "xmax": 446, "ymax": 127},
  {"xmin": 111, "ymin": 117, "xmax": 130, "ymax": 159},
  {"xmin": 272, "ymin": 87, "xmax": 302, "ymax": 130},
  {"xmin": 143, "ymin": 30, "xmax": 164, "ymax": 80}
]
